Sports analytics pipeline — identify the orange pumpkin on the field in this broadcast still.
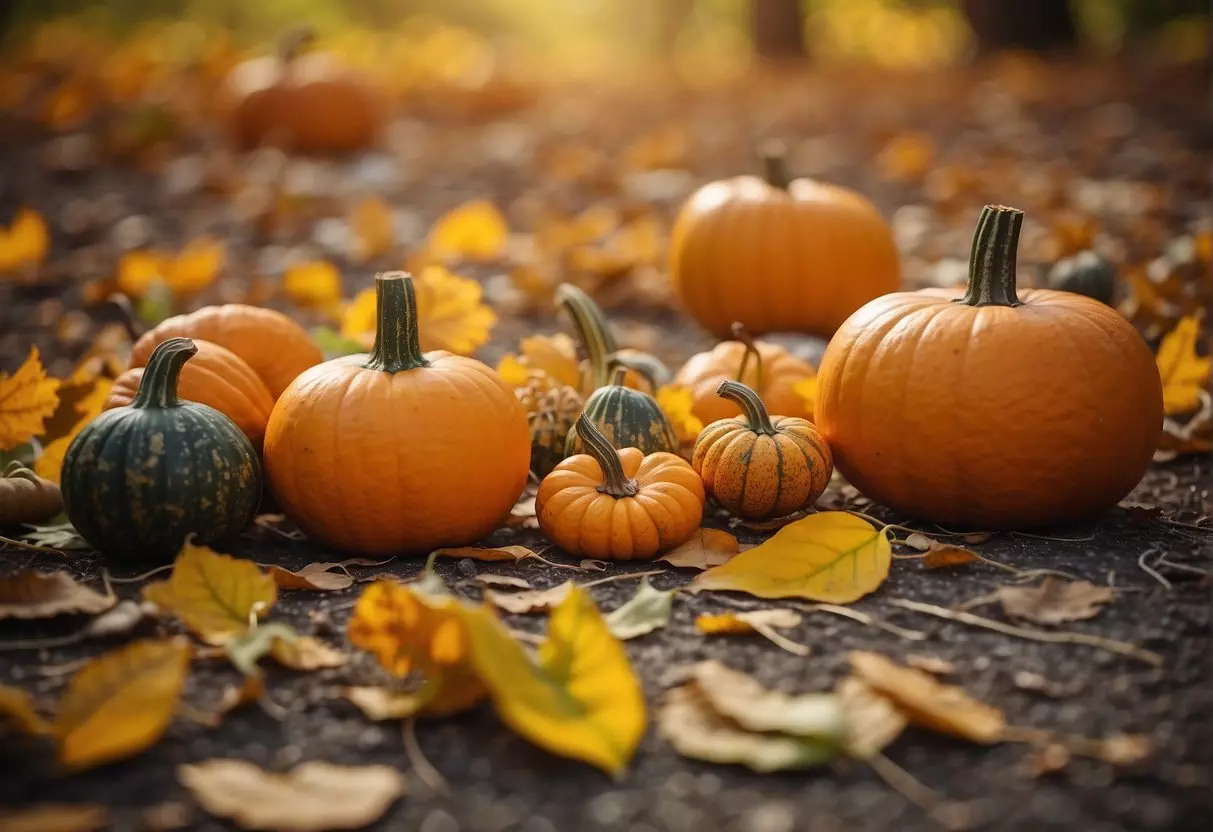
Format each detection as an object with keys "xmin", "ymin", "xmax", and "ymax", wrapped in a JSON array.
[
  {"xmin": 669, "ymin": 143, "xmax": 900, "ymax": 338},
  {"xmin": 673, "ymin": 325, "xmax": 816, "ymax": 427},
  {"xmin": 537, "ymin": 414, "xmax": 704, "ymax": 560},
  {"xmin": 264, "ymin": 272, "xmax": 530, "ymax": 556},
  {"xmin": 693, "ymin": 381, "xmax": 832, "ymax": 519},
  {"xmin": 816, "ymin": 205, "xmax": 1163, "ymax": 530},
  {"xmin": 221, "ymin": 27, "xmax": 386, "ymax": 155},
  {"xmin": 107, "ymin": 339, "xmax": 274, "ymax": 449},
  {"xmin": 131, "ymin": 304, "xmax": 322, "ymax": 399}
]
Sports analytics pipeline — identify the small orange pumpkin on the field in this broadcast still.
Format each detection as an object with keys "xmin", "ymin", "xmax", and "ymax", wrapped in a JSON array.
[
  {"xmin": 816, "ymin": 205, "xmax": 1164, "ymax": 530},
  {"xmin": 131, "ymin": 304, "xmax": 322, "ymax": 399},
  {"xmin": 264, "ymin": 272, "xmax": 530, "ymax": 556},
  {"xmin": 537, "ymin": 414, "xmax": 704, "ymax": 560},
  {"xmin": 106, "ymin": 339, "xmax": 274, "ymax": 449},
  {"xmin": 673, "ymin": 324, "xmax": 816, "ymax": 427},
  {"xmin": 669, "ymin": 143, "xmax": 900, "ymax": 338}
]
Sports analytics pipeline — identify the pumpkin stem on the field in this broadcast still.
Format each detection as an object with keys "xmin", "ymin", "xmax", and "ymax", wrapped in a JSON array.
[
  {"xmin": 365, "ymin": 272, "xmax": 431, "ymax": 374},
  {"xmin": 279, "ymin": 24, "xmax": 317, "ymax": 64},
  {"xmin": 958, "ymin": 205, "xmax": 1024, "ymax": 308},
  {"xmin": 716, "ymin": 380, "xmax": 776, "ymax": 434},
  {"xmin": 557, "ymin": 283, "xmax": 620, "ymax": 390},
  {"xmin": 759, "ymin": 141, "xmax": 791, "ymax": 190},
  {"xmin": 132, "ymin": 337, "xmax": 196, "ymax": 409},
  {"xmin": 606, "ymin": 364, "xmax": 629, "ymax": 387},
  {"xmin": 731, "ymin": 322, "xmax": 765, "ymax": 395},
  {"xmin": 574, "ymin": 414, "xmax": 640, "ymax": 498}
]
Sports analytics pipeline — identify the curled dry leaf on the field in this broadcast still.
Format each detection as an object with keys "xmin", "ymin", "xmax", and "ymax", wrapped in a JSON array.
[
  {"xmin": 903, "ymin": 532, "xmax": 936, "ymax": 552},
  {"xmin": 687, "ymin": 661, "xmax": 845, "ymax": 738},
  {"xmin": 695, "ymin": 609, "xmax": 809, "ymax": 656},
  {"xmin": 271, "ymin": 635, "xmax": 347, "ymax": 671},
  {"xmin": 0, "ymin": 346, "xmax": 60, "ymax": 451},
  {"xmin": 179, "ymin": 760, "xmax": 405, "ymax": 832},
  {"xmin": 990, "ymin": 579, "xmax": 1116, "ymax": 626},
  {"xmin": 434, "ymin": 545, "xmax": 535, "ymax": 563},
  {"xmin": 691, "ymin": 512, "xmax": 891, "ymax": 604},
  {"xmin": 834, "ymin": 676, "xmax": 907, "ymax": 760},
  {"xmin": 142, "ymin": 541, "xmax": 277, "ymax": 645},
  {"xmin": 849, "ymin": 651, "xmax": 1005, "ymax": 744},
  {"xmin": 474, "ymin": 574, "xmax": 532, "ymax": 590},
  {"xmin": 905, "ymin": 654, "xmax": 956, "ymax": 676},
  {"xmin": 579, "ymin": 559, "xmax": 608, "ymax": 572},
  {"xmin": 658, "ymin": 528, "xmax": 741, "ymax": 570},
  {"xmin": 54, "ymin": 638, "xmax": 191, "ymax": 770},
  {"xmin": 18, "ymin": 522, "xmax": 90, "ymax": 551},
  {"xmin": 505, "ymin": 496, "xmax": 539, "ymax": 530},
  {"xmin": 0, "ymin": 571, "xmax": 114, "ymax": 620},
  {"xmin": 485, "ymin": 581, "xmax": 572, "ymax": 615},
  {"xmin": 0, "ymin": 804, "xmax": 109, "ymax": 832},
  {"xmin": 268, "ymin": 563, "xmax": 355, "ymax": 592},
  {"xmin": 605, "ymin": 577, "xmax": 675, "ymax": 640},
  {"xmin": 0, "ymin": 683, "xmax": 50, "ymax": 735}
]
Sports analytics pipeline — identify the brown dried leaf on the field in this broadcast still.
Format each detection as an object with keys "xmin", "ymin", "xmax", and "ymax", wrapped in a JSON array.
[
  {"xmin": 474, "ymin": 574, "xmax": 532, "ymax": 589},
  {"xmin": 923, "ymin": 545, "xmax": 981, "ymax": 569},
  {"xmin": 342, "ymin": 686, "xmax": 427, "ymax": 721},
  {"xmin": 484, "ymin": 581, "xmax": 572, "ymax": 614},
  {"xmin": 694, "ymin": 609, "xmax": 809, "ymax": 656},
  {"xmin": 506, "ymin": 495, "xmax": 539, "ymax": 529},
  {"xmin": 0, "ymin": 804, "xmax": 109, "ymax": 832},
  {"xmin": 687, "ymin": 661, "xmax": 844, "ymax": 737},
  {"xmin": 0, "ymin": 571, "xmax": 114, "ymax": 620},
  {"xmin": 0, "ymin": 683, "xmax": 50, "ymax": 735},
  {"xmin": 994, "ymin": 579, "xmax": 1115, "ymax": 626},
  {"xmin": 268, "ymin": 563, "xmax": 355, "ymax": 592},
  {"xmin": 903, "ymin": 532, "xmax": 936, "ymax": 552},
  {"xmin": 834, "ymin": 676, "xmax": 908, "ymax": 760},
  {"xmin": 433, "ymin": 545, "xmax": 535, "ymax": 563},
  {"xmin": 1021, "ymin": 743, "xmax": 1071, "ymax": 778},
  {"xmin": 579, "ymin": 559, "xmax": 608, "ymax": 572},
  {"xmin": 179, "ymin": 760, "xmax": 404, "ymax": 832},
  {"xmin": 212, "ymin": 674, "xmax": 265, "ymax": 719},
  {"xmin": 270, "ymin": 636, "xmax": 347, "ymax": 671},
  {"xmin": 905, "ymin": 654, "xmax": 956, "ymax": 676},
  {"xmin": 658, "ymin": 528, "xmax": 741, "ymax": 570},
  {"xmin": 962, "ymin": 532, "xmax": 993, "ymax": 545}
]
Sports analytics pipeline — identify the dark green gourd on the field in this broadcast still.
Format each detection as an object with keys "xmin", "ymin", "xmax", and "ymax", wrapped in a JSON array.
[
  {"xmin": 565, "ymin": 365, "xmax": 678, "ymax": 456},
  {"xmin": 1046, "ymin": 251, "xmax": 1116, "ymax": 306},
  {"xmin": 61, "ymin": 337, "xmax": 262, "ymax": 562}
]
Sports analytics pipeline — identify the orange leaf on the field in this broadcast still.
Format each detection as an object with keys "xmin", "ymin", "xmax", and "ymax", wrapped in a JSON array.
[
  {"xmin": 116, "ymin": 250, "xmax": 170, "ymax": 299},
  {"xmin": 0, "ymin": 346, "xmax": 61, "ymax": 451},
  {"xmin": 0, "ymin": 209, "xmax": 50, "ymax": 273},
  {"xmin": 922, "ymin": 545, "xmax": 980, "ymax": 569},
  {"xmin": 168, "ymin": 237, "xmax": 225, "ymax": 295}
]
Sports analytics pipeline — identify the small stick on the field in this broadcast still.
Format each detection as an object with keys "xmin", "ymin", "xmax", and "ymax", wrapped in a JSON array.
[
  {"xmin": 1137, "ymin": 551, "xmax": 1171, "ymax": 590},
  {"xmin": 886, "ymin": 598, "xmax": 1162, "ymax": 666},
  {"xmin": 0, "ymin": 534, "xmax": 67, "ymax": 557},
  {"xmin": 403, "ymin": 718, "xmax": 449, "ymax": 796},
  {"xmin": 865, "ymin": 752, "xmax": 944, "ymax": 816},
  {"xmin": 799, "ymin": 602, "xmax": 928, "ymax": 641},
  {"xmin": 1156, "ymin": 557, "xmax": 1208, "ymax": 576},
  {"xmin": 105, "ymin": 563, "xmax": 175, "ymax": 583},
  {"xmin": 1009, "ymin": 531, "xmax": 1096, "ymax": 543},
  {"xmin": 581, "ymin": 569, "xmax": 664, "ymax": 589}
]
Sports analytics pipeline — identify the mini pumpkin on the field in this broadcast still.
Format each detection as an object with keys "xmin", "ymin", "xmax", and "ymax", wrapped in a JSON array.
[
  {"xmin": 0, "ymin": 461, "xmax": 62, "ymax": 526},
  {"xmin": 131, "ymin": 303, "xmax": 322, "ymax": 399},
  {"xmin": 264, "ymin": 272, "xmax": 530, "ymax": 556},
  {"xmin": 816, "ymin": 205, "xmax": 1163, "ymax": 530},
  {"xmin": 669, "ymin": 142, "xmax": 900, "ymax": 338},
  {"xmin": 693, "ymin": 381, "xmax": 833, "ymax": 519},
  {"xmin": 557, "ymin": 283, "xmax": 669, "ymax": 393},
  {"xmin": 61, "ymin": 338, "xmax": 262, "ymax": 562},
  {"xmin": 566, "ymin": 366, "xmax": 678, "ymax": 457},
  {"xmin": 221, "ymin": 27, "xmax": 386, "ymax": 155},
  {"xmin": 1046, "ymin": 250, "xmax": 1116, "ymax": 306},
  {"xmin": 538, "ymin": 414, "xmax": 704, "ymax": 560},
  {"xmin": 106, "ymin": 339, "xmax": 274, "ymax": 449},
  {"xmin": 673, "ymin": 324, "xmax": 817, "ymax": 427}
]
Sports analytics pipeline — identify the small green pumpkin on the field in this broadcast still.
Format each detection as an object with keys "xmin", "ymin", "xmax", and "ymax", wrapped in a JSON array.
[
  {"xmin": 565, "ymin": 366, "xmax": 678, "ymax": 456},
  {"xmin": 1046, "ymin": 251, "xmax": 1116, "ymax": 306},
  {"xmin": 61, "ymin": 337, "xmax": 262, "ymax": 562}
]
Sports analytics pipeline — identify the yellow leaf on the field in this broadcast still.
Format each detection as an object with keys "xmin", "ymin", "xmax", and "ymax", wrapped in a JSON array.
[
  {"xmin": 0, "ymin": 571, "xmax": 115, "ymax": 620},
  {"xmin": 412, "ymin": 265, "xmax": 496, "ymax": 354},
  {"xmin": 351, "ymin": 197, "xmax": 395, "ymax": 263},
  {"xmin": 0, "ymin": 346, "xmax": 60, "ymax": 451},
  {"xmin": 35, "ymin": 378, "xmax": 112, "ymax": 484},
  {"xmin": 54, "ymin": 638, "xmax": 191, "ymax": 770},
  {"xmin": 656, "ymin": 384, "xmax": 703, "ymax": 443},
  {"xmin": 0, "ymin": 209, "xmax": 50, "ymax": 273},
  {"xmin": 495, "ymin": 353, "xmax": 529, "ymax": 387},
  {"xmin": 427, "ymin": 199, "xmax": 508, "ymax": 262},
  {"xmin": 518, "ymin": 333, "xmax": 582, "ymax": 388},
  {"xmin": 284, "ymin": 260, "xmax": 343, "ymax": 312},
  {"xmin": 115, "ymin": 250, "xmax": 170, "ymax": 299},
  {"xmin": 1156, "ymin": 313, "xmax": 1209, "ymax": 415},
  {"xmin": 694, "ymin": 609, "xmax": 808, "ymax": 656},
  {"xmin": 168, "ymin": 236, "xmax": 225, "ymax": 295},
  {"xmin": 142, "ymin": 541, "xmax": 278, "ymax": 645},
  {"xmin": 690, "ymin": 512, "xmax": 891, "ymax": 604},
  {"xmin": 461, "ymin": 584, "xmax": 646, "ymax": 778},
  {"xmin": 658, "ymin": 528, "xmax": 740, "ymax": 570},
  {"xmin": 0, "ymin": 683, "xmax": 50, "ymax": 735},
  {"xmin": 792, "ymin": 376, "xmax": 818, "ymax": 417},
  {"xmin": 340, "ymin": 285, "xmax": 377, "ymax": 343}
]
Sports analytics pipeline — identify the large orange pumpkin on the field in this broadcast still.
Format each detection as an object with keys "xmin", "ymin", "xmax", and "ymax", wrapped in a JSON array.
[
  {"xmin": 816, "ymin": 205, "xmax": 1163, "ymax": 530},
  {"xmin": 132, "ymin": 304, "xmax": 322, "ymax": 399},
  {"xmin": 221, "ymin": 27, "xmax": 386, "ymax": 155},
  {"xmin": 669, "ymin": 144, "xmax": 900, "ymax": 338},
  {"xmin": 263, "ymin": 272, "xmax": 530, "ymax": 555},
  {"xmin": 106, "ymin": 339, "xmax": 274, "ymax": 449}
]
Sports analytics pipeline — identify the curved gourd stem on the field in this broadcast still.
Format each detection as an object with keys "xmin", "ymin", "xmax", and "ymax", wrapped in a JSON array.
[
  {"xmin": 132, "ymin": 337, "xmax": 195, "ymax": 409},
  {"xmin": 607, "ymin": 351, "xmax": 669, "ymax": 390},
  {"xmin": 365, "ymin": 272, "xmax": 431, "ymax": 373},
  {"xmin": 731, "ymin": 322, "xmax": 765, "ymax": 396},
  {"xmin": 557, "ymin": 283, "xmax": 619, "ymax": 390},
  {"xmin": 958, "ymin": 205, "xmax": 1024, "ymax": 308},
  {"xmin": 716, "ymin": 380, "xmax": 776, "ymax": 435},
  {"xmin": 575, "ymin": 414, "xmax": 639, "ymax": 498},
  {"xmin": 759, "ymin": 141, "xmax": 791, "ymax": 191}
]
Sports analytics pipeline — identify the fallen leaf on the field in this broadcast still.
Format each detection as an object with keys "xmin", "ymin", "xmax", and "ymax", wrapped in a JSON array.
[
  {"xmin": 658, "ymin": 683, "xmax": 837, "ymax": 773},
  {"xmin": 310, "ymin": 325, "xmax": 366, "ymax": 360},
  {"xmin": 460, "ymin": 584, "xmax": 646, "ymax": 777},
  {"xmin": 212, "ymin": 674, "xmax": 265, "ymax": 719},
  {"xmin": 962, "ymin": 532, "xmax": 993, "ymax": 545},
  {"xmin": 168, "ymin": 236, "xmax": 225, "ymax": 295},
  {"xmin": 656, "ymin": 384, "xmax": 703, "ymax": 443},
  {"xmin": 605, "ymin": 577, "xmax": 675, "ymax": 640},
  {"xmin": 283, "ymin": 261, "xmax": 342, "ymax": 312},
  {"xmin": 658, "ymin": 528, "xmax": 741, "ymax": 570},
  {"xmin": 992, "ymin": 578, "xmax": 1116, "ymax": 626},
  {"xmin": 351, "ymin": 197, "xmax": 395, "ymax": 263},
  {"xmin": 579, "ymin": 559, "xmax": 608, "ymax": 572},
  {"xmin": 271, "ymin": 635, "xmax": 347, "ymax": 671},
  {"xmin": 506, "ymin": 495, "xmax": 539, "ymax": 529},
  {"xmin": 923, "ymin": 544, "xmax": 981, "ymax": 569},
  {"xmin": 691, "ymin": 512, "xmax": 891, "ymax": 604},
  {"xmin": 694, "ymin": 609, "xmax": 809, "ymax": 656},
  {"xmin": 1122, "ymin": 503, "xmax": 1162, "ymax": 523},
  {"xmin": 834, "ymin": 676, "xmax": 908, "ymax": 759},
  {"xmin": 34, "ymin": 377, "xmax": 113, "ymax": 484},
  {"xmin": 1021, "ymin": 742, "xmax": 1071, "ymax": 777},
  {"xmin": 0, "ymin": 683, "xmax": 50, "ymax": 735},
  {"xmin": 16, "ymin": 522, "xmax": 89, "ymax": 551},
  {"xmin": 342, "ymin": 686, "xmax": 427, "ymax": 721},
  {"xmin": 484, "ymin": 581, "xmax": 572, "ymax": 614},
  {"xmin": 433, "ymin": 545, "xmax": 535, "ymax": 563},
  {"xmin": 179, "ymin": 760, "xmax": 404, "ymax": 832},
  {"xmin": 224, "ymin": 622, "xmax": 346, "ymax": 674},
  {"xmin": 905, "ymin": 655, "xmax": 956, "ymax": 675},
  {"xmin": 0, "ymin": 346, "xmax": 60, "ymax": 451},
  {"xmin": 427, "ymin": 199, "xmax": 509, "ymax": 262},
  {"xmin": 688, "ymin": 660, "xmax": 845, "ymax": 737},
  {"xmin": 849, "ymin": 651, "xmax": 1005, "ymax": 744},
  {"xmin": 474, "ymin": 574, "xmax": 532, "ymax": 589},
  {"xmin": 116, "ymin": 250, "xmax": 169, "ymax": 299},
  {"xmin": 0, "ymin": 804, "xmax": 108, "ymax": 832},
  {"xmin": 268, "ymin": 562, "xmax": 355, "ymax": 592},
  {"xmin": 142, "ymin": 541, "xmax": 277, "ymax": 645},
  {"xmin": 54, "ymin": 638, "xmax": 191, "ymax": 770},
  {"xmin": 1013, "ymin": 671, "xmax": 1070, "ymax": 698},
  {"xmin": 1093, "ymin": 733, "xmax": 1153, "ymax": 766},
  {"xmin": 903, "ymin": 532, "xmax": 936, "ymax": 552},
  {"xmin": 0, "ymin": 571, "xmax": 115, "ymax": 619},
  {"xmin": 515, "ymin": 333, "xmax": 582, "ymax": 389},
  {"xmin": 1156, "ymin": 313, "xmax": 1209, "ymax": 415},
  {"xmin": 0, "ymin": 208, "xmax": 51, "ymax": 274}
]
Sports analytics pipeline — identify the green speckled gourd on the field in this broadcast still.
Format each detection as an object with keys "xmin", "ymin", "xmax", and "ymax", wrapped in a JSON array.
[
  {"xmin": 61, "ymin": 337, "xmax": 262, "ymax": 562},
  {"xmin": 1046, "ymin": 251, "xmax": 1116, "ymax": 306},
  {"xmin": 565, "ymin": 366, "xmax": 678, "ymax": 456},
  {"xmin": 522, "ymin": 384, "xmax": 584, "ymax": 478}
]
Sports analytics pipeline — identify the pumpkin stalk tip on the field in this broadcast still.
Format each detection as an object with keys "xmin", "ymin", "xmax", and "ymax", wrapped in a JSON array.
[
  {"xmin": 365, "ymin": 272, "xmax": 430, "ymax": 374},
  {"xmin": 717, "ymin": 380, "xmax": 776, "ymax": 434},
  {"xmin": 958, "ymin": 204, "xmax": 1025, "ymax": 308},
  {"xmin": 575, "ymin": 414, "xmax": 640, "ymax": 498},
  {"xmin": 132, "ymin": 337, "xmax": 196, "ymax": 409},
  {"xmin": 759, "ymin": 142, "xmax": 791, "ymax": 190}
]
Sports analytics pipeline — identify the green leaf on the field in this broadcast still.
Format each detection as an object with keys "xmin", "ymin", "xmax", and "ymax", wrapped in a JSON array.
[
  {"xmin": 605, "ymin": 578, "xmax": 675, "ymax": 640},
  {"xmin": 311, "ymin": 326, "xmax": 368, "ymax": 360}
]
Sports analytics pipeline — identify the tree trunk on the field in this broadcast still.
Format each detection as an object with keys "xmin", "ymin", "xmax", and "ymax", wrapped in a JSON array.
[
  {"xmin": 751, "ymin": 0, "xmax": 805, "ymax": 61},
  {"xmin": 963, "ymin": 0, "xmax": 1077, "ymax": 54}
]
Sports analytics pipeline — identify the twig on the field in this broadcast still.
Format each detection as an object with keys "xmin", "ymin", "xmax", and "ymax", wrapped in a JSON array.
[
  {"xmin": 1162, "ymin": 517, "xmax": 1211, "ymax": 531},
  {"xmin": 886, "ymin": 598, "xmax": 1162, "ymax": 666},
  {"xmin": 1155, "ymin": 555, "xmax": 1209, "ymax": 575},
  {"xmin": 865, "ymin": 752, "xmax": 943, "ymax": 815},
  {"xmin": 1009, "ymin": 531, "xmax": 1096, "ymax": 543},
  {"xmin": 0, "ymin": 534, "xmax": 66, "ymax": 556},
  {"xmin": 1007, "ymin": 568, "xmax": 1085, "ymax": 583},
  {"xmin": 106, "ymin": 563, "xmax": 175, "ymax": 583},
  {"xmin": 1137, "ymin": 551, "xmax": 1171, "ymax": 590},
  {"xmin": 403, "ymin": 718, "xmax": 449, "ymax": 796},
  {"xmin": 581, "ymin": 569, "xmax": 664, "ymax": 589},
  {"xmin": 799, "ymin": 603, "xmax": 928, "ymax": 641}
]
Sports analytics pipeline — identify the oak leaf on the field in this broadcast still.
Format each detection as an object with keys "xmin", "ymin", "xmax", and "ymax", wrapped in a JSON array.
[
  {"xmin": 658, "ymin": 528, "xmax": 740, "ymax": 570},
  {"xmin": 427, "ymin": 199, "xmax": 508, "ymax": 262},
  {"xmin": 0, "ymin": 346, "xmax": 60, "ymax": 451},
  {"xmin": 605, "ymin": 577, "xmax": 675, "ymax": 640},
  {"xmin": 0, "ymin": 683, "xmax": 50, "ymax": 735},
  {"xmin": 54, "ymin": 638, "xmax": 191, "ymax": 770},
  {"xmin": 0, "ymin": 571, "xmax": 115, "ymax": 619},
  {"xmin": 1156, "ymin": 314, "xmax": 1209, "ymax": 416},
  {"xmin": 690, "ymin": 512, "xmax": 891, "ymax": 604},
  {"xmin": 990, "ymin": 578, "xmax": 1115, "ymax": 626}
]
